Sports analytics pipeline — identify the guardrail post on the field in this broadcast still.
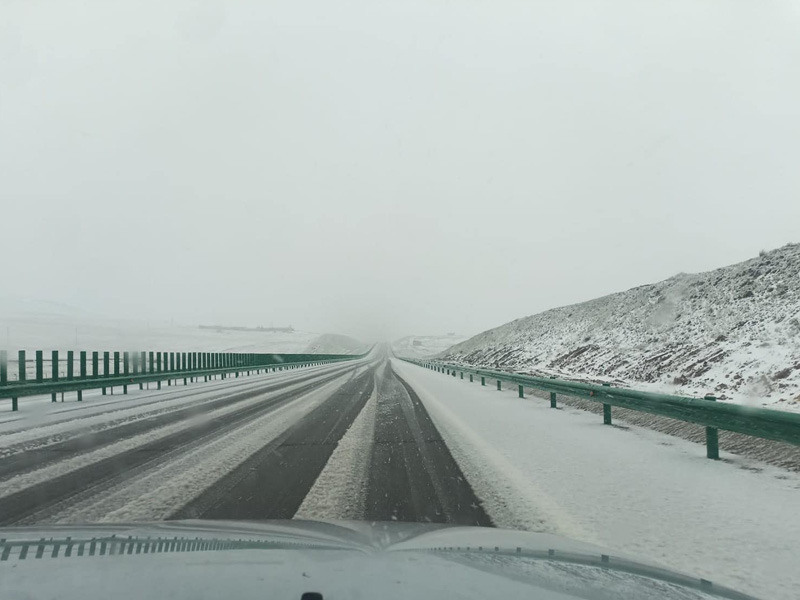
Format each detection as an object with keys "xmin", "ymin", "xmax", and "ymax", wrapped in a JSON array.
[
  {"xmin": 518, "ymin": 384, "xmax": 524, "ymax": 398},
  {"xmin": 114, "ymin": 352, "xmax": 120, "ymax": 376},
  {"xmin": 469, "ymin": 374, "xmax": 473, "ymax": 382},
  {"xmin": 141, "ymin": 352, "xmax": 146, "ymax": 388},
  {"xmin": 0, "ymin": 351, "xmax": 6, "ymax": 385},
  {"xmin": 460, "ymin": 372, "xmax": 464, "ymax": 379},
  {"xmin": 92, "ymin": 351, "xmax": 99, "ymax": 378},
  {"xmin": 481, "ymin": 376, "xmax": 485, "ymax": 386},
  {"xmin": 601, "ymin": 383, "xmax": 612, "ymax": 424},
  {"xmin": 705, "ymin": 395, "xmax": 720, "ymax": 459},
  {"xmin": 51, "ymin": 350, "xmax": 59, "ymax": 402},
  {"xmin": 497, "ymin": 379, "xmax": 502, "ymax": 391},
  {"xmin": 80, "ymin": 351, "xmax": 87, "ymax": 379},
  {"xmin": 36, "ymin": 350, "xmax": 43, "ymax": 382},
  {"xmin": 550, "ymin": 392, "xmax": 557, "ymax": 408},
  {"xmin": 67, "ymin": 351, "xmax": 74, "ymax": 380}
]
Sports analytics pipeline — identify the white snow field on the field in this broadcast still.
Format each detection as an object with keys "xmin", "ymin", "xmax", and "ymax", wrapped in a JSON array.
[
  {"xmin": 393, "ymin": 359, "xmax": 800, "ymax": 600},
  {"xmin": 0, "ymin": 298, "xmax": 365, "ymax": 360}
]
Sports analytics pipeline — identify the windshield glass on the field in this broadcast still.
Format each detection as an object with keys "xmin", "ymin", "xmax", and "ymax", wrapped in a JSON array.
[{"xmin": 1, "ymin": 2, "xmax": 799, "ymax": 600}]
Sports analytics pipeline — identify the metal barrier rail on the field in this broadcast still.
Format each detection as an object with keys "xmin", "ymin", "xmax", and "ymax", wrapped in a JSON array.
[
  {"xmin": 0, "ymin": 349, "xmax": 368, "ymax": 411},
  {"xmin": 399, "ymin": 357, "xmax": 800, "ymax": 459}
]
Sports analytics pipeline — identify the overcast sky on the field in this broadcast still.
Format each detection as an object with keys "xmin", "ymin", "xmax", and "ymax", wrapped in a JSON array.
[{"xmin": 2, "ymin": 0, "xmax": 799, "ymax": 341}]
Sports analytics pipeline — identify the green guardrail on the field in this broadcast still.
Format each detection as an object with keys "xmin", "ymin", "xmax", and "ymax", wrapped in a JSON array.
[
  {"xmin": 0, "ymin": 349, "xmax": 369, "ymax": 412},
  {"xmin": 399, "ymin": 357, "xmax": 800, "ymax": 460}
]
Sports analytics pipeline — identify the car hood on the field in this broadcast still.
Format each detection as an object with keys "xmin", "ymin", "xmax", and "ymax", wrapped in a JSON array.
[{"xmin": 0, "ymin": 519, "xmax": 756, "ymax": 600}]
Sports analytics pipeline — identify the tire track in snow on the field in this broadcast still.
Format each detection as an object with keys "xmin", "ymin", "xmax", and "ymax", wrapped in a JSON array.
[
  {"xmin": 45, "ymin": 372, "xmax": 356, "ymax": 523},
  {"xmin": 363, "ymin": 362, "xmax": 492, "ymax": 525},
  {"xmin": 0, "ymin": 361, "xmax": 348, "ymax": 451},
  {"xmin": 0, "ymin": 365, "xmax": 360, "ymax": 525},
  {"xmin": 390, "ymin": 358, "xmax": 594, "ymax": 541},
  {"xmin": 0, "ymin": 362, "xmax": 358, "ymax": 479},
  {"xmin": 171, "ymin": 366, "xmax": 377, "ymax": 520},
  {"xmin": 294, "ymin": 375, "xmax": 378, "ymax": 520}
]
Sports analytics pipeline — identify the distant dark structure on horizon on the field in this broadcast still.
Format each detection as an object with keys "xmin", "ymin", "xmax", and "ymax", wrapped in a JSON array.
[{"xmin": 199, "ymin": 325, "xmax": 295, "ymax": 333}]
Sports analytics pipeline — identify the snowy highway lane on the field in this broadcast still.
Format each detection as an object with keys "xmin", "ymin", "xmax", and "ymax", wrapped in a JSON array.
[
  {"xmin": 0, "ymin": 355, "xmax": 489, "ymax": 528},
  {"xmin": 391, "ymin": 359, "xmax": 800, "ymax": 600},
  {"xmin": 4, "ymin": 352, "xmax": 798, "ymax": 598}
]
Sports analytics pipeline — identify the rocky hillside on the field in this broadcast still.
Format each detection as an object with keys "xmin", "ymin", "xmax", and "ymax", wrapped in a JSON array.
[{"xmin": 441, "ymin": 244, "xmax": 800, "ymax": 410}]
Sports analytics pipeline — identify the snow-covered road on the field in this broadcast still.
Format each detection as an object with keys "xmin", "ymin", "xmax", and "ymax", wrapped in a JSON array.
[
  {"xmin": 391, "ymin": 359, "xmax": 800, "ymax": 600},
  {"xmin": 0, "ymin": 354, "xmax": 487, "ymax": 529},
  {"xmin": 1, "ymin": 351, "xmax": 797, "ymax": 599}
]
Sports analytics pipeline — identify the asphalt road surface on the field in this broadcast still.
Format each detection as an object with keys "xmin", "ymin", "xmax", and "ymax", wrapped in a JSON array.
[{"xmin": 0, "ymin": 349, "xmax": 492, "ymax": 527}]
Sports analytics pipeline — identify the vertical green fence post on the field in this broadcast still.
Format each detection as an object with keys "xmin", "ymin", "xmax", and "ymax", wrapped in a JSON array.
[
  {"xmin": 36, "ymin": 350, "xmax": 43, "ymax": 382},
  {"xmin": 0, "ymin": 351, "xmax": 11, "ymax": 412},
  {"xmin": 460, "ymin": 372, "xmax": 464, "ymax": 379},
  {"xmin": 92, "ymin": 352, "xmax": 99, "ymax": 378},
  {"xmin": 705, "ymin": 395, "xmax": 720, "ymax": 459},
  {"xmin": 51, "ymin": 350, "xmax": 59, "ymax": 402},
  {"xmin": 80, "ymin": 351, "xmax": 87, "ymax": 378},
  {"xmin": 469, "ymin": 374, "xmax": 473, "ymax": 382},
  {"xmin": 67, "ymin": 351, "xmax": 74, "ymax": 380},
  {"xmin": 497, "ymin": 379, "xmax": 501, "ymax": 391},
  {"xmin": 114, "ymin": 352, "xmax": 120, "ymax": 376},
  {"xmin": 481, "ymin": 376, "xmax": 485, "ymax": 386},
  {"xmin": 13, "ymin": 350, "xmax": 24, "ymax": 411},
  {"xmin": 102, "ymin": 352, "xmax": 109, "ymax": 395},
  {"xmin": 550, "ymin": 391, "xmax": 557, "ymax": 408},
  {"xmin": 518, "ymin": 384, "xmax": 524, "ymax": 398},
  {"xmin": 122, "ymin": 351, "xmax": 128, "ymax": 394},
  {"xmin": 18, "ymin": 350, "xmax": 26, "ymax": 382}
]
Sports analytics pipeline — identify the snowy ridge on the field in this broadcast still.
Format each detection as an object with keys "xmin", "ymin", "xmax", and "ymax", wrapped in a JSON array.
[
  {"xmin": 303, "ymin": 333, "xmax": 366, "ymax": 355},
  {"xmin": 392, "ymin": 334, "xmax": 470, "ymax": 359},
  {"xmin": 442, "ymin": 244, "xmax": 800, "ymax": 410}
]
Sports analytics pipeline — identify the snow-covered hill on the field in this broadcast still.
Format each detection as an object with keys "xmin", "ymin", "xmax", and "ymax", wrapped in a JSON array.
[
  {"xmin": 303, "ymin": 333, "xmax": 367, "ymax": 355},
  {"xmin": 392, "ymin": 333, "xmax": 470, "ymax": 359},
  {"xmin": 441, "ymin": 244, "xmax": 800, "ymax": 410}
]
